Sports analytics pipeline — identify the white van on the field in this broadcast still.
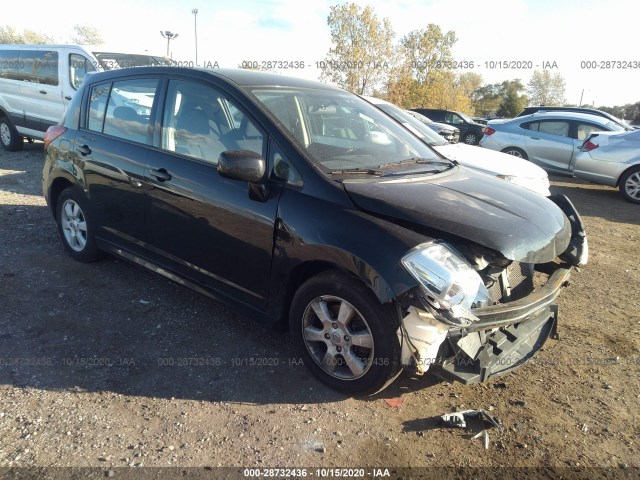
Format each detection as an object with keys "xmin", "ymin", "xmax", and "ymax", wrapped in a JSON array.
[{"xmin": 0, "ymin": 44, "xmax": 172, "ymax": 150}]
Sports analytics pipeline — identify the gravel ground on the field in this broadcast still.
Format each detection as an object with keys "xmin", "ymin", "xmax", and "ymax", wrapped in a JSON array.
[{"xmin": 0, "ymin": 142, "xmax": 639, "ymax": 476}]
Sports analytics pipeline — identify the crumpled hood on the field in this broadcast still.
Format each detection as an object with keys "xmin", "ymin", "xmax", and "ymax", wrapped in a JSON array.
[
  {"xmin": 343, "ymin": 166, "xmax": 571, "ymax": 263},
  {"xmin": 434, "ymin": 143, "xmax": 547, "ymax": 179}
]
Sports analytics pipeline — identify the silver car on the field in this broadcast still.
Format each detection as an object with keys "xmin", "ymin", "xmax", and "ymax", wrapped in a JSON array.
[
  {"xmin": 574, "ymin": 130, "xmax": 640, "ymax": 203},
  {"xmin": 480, "ymin": 112, "xmax": 625, "ymax": 174}
]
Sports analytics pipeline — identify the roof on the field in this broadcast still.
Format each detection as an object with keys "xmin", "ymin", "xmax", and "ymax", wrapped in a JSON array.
[
  {"xmin": 81, "ymin": 66, "xmax": 341, "ymax": 91},
  {"xmin": 520, "ymin": 111, "xmax": 614, "ymax": 124}
]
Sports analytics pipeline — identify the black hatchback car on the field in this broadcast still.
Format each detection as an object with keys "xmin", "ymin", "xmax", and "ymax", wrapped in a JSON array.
[
  {"xmin": 411, "ymin": 108, "xmax": 486, "ymax": 145},
  {"xmin": 43, "ymin": 67, "xmax": 588, "ymax": 395}
]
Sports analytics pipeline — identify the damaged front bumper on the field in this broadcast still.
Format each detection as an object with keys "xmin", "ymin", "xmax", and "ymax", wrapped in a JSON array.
[{"xmin": 397, "ymin": 195, "xmax": 587, "ymax": 384}]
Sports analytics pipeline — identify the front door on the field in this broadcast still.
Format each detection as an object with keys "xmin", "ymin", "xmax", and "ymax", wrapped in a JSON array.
[{"xmin": 144, "ymin": 78, "xmax": 280, "ymax": 308}]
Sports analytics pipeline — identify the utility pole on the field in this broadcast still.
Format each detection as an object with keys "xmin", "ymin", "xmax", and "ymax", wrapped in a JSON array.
[
  {"xmin": 160, "ymin": 31, "xmax": 179, "ymax": 58},
  {"xmin": 192, "ymin": 9, "xmax": 199, "ymax": 66}
]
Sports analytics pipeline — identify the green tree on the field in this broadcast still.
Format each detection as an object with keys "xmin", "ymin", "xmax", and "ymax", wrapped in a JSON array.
[
  {"xmin": 319, "ymin": 3, "xmax": 394, "ymax": 95},
  {"xmin": 527, "ymin": 70, "xmax": 566, "ymax": 106},
  {"xmin": 400, "ymin": 25, "xmax": 456, "ymax": 84},
  {"xmin": 71, "ymin": 24, "xmax": 103, "ymax": 46},
  {"xmin": 496, "ymin": 79, "xmax": 527, "ymax": 117},
  {"xmin": 0, "ymin": 25, "xmax": 53, "ymax": 44}
]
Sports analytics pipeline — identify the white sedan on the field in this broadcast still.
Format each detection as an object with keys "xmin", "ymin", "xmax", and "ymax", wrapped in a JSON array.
[{"xmin": 362, "ymin": 96, "xmax": 550, "ymax": 196}]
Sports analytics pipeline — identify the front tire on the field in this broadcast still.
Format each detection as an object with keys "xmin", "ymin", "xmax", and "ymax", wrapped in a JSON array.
[
  {"xmin": 0, "ymin": 116, "xmax": 23, "ymax": 152},
  {"xmin": 619, "ymin": 166, "xmax": 640, "ymax": 204},
  {"xmin": 290, "ymin": 270, "xmax": 403, "ymax": 395},
  {"xmin": 56, "ymin": 186, "xmax": 103, "ymax": 262}
]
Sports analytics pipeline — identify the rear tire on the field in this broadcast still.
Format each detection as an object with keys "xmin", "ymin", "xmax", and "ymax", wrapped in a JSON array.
[
  {"xmin": 56, "ymin": 186, "xmax": 103, "ymax": 262},
  {"xmin": 0, "ymin": 116, "xmax": 23, "ymax": 152},
  {"xmin": 619, "ymin": 166, "xmax": 640, "ymax": 204},
  {"xmin": 501, "ymin": 147, "xmax": 528, "ymax": 160},
  {"xmin": 289, "ymin": 270, "xmax": 403, "ymax": 395}
]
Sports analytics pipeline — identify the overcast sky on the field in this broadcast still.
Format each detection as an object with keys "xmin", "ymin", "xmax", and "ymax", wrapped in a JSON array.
[{"xmin": 5, "ymin": 0, "xmax": 639, "ymax": 109}]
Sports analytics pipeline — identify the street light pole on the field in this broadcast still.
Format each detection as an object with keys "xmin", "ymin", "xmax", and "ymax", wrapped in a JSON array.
[
  {"xmin": 160, "ymin": 30, "xmax": 179, "ymax": 58},
  {"xmin": 192, "ymin": 9, "xmax": 199, "ymax": 66}
]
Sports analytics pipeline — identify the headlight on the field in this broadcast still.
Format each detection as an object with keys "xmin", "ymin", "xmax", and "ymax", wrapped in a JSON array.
[{"xmin": 401, "ymin": 243, "xmax": 490, "ymax": 322}]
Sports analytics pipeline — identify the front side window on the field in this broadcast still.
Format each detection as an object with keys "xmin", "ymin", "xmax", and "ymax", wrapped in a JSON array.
[
  {"xmin": 69, "ymin": 54, "xmax": 96, "ymax": 90},
  {"xmin": 161, "ymin": 80, "xmax": 264, "ymax": 164},
  {"xmin": 251, "ymin": 88, "xmax": 440, "ymax": 172},
  {"xmin": 576, "ymin": 122, "xmax": 604, "ymax": 141}
]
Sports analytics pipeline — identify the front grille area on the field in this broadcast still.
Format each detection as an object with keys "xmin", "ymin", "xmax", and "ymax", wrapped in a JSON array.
[{"xmin": 487, "ymin": 262, "xmax": 535, "ymax": 304}]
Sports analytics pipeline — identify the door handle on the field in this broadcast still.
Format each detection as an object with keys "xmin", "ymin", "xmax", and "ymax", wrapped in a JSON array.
[
  {"xmin": 64, "ymin": 95, "xmax": 72, "ymax": 101},
  {"xmin": 530, "ymin": 136, "xmax": 540, "ymax": 140},
  {"xmin": 149, "ymin": 168, "xmax": 172, "ymax": 182},
  {"xmin": 39, "ymin": 90, "xmax": 47, "ymax": 95},
  {"xmin": 77, "ymin": 144, "xmax": 92, "ymax": 156}
]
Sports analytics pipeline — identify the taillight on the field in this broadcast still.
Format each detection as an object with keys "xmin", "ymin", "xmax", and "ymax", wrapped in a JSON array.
[
  {"xmin": 582, "ymin": 140, "xmax": 598, "ymax": 152},
  {"xmin": 43, "ymin": 125, "xmax": 67, "ymax": 149},
  {"xmin": 484, "ymin": 127, "xmax": 496, "ymax": 135}
]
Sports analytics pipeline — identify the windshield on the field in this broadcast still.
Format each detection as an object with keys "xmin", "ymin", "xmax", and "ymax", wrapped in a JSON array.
[
  {"xmin": 250, "ymin": 88, "xmax": 443, "ymax": 172},
  {"xmin": 605, "ymin": 120, "xmax": 626, "ymax": 132},
  {"xmin": 407, "ymin": 111, "xmax": 435, "ymax": 124},
  {"xmin": 376, "ymin": 103, "xmax": 447, "ymax": 146},
  {"xmin": 92, "ymin": 52, "xmax": 174, "ymax": 70},
  {"xmin": 458, "ymin": 111, "xmax": 474, "ymax": 123}
]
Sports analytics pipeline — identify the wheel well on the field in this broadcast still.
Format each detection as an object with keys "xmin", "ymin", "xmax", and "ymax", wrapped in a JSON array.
[
  {"xmin": 617, "ymin": 164, "xmax": 640, "ymax": 187},
  {"xmin": 48, "ymin": 177, "xmax": 74, "ymax": 217},
  {"xmin": 278, "ymin": 261, "xmax": 349, "ymax": 331}
]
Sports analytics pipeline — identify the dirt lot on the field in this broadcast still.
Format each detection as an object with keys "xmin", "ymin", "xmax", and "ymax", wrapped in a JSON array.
[{"xmin": 0, "ymin": 142, "xmax": 638, "ymax": 477}]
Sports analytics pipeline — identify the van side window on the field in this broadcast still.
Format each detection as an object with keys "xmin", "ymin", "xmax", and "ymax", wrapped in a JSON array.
[
  {"xmin": 19, "ymin": 50, "xmax": 59, "ymax": 85},
  {"xmin": 69, "ymin": 54, "xmax": 96, "ymax": 90},
  {"xmin": 88, "ymin": 83, "xmax": 111, "ymax": 132},
  {"xmin": 0, "ymin": 50, "xmax": 21, "ymax": 80},
  {"xmin": 102, "ymin": 79, "xmax": 159, "ymax": 145}
]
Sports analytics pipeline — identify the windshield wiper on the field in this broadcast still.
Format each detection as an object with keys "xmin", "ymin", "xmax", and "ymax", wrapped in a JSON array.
[
  {"xmin": 379, "ymin": 157, "xmax": 435, "ymax": 169},
  {"xmin": 328, "ymin": 168, "xmax": 384, "ymax": 176}
]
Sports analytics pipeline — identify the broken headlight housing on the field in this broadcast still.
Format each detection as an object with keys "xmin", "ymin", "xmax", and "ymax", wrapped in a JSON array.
[{"xmin": 401, "ymin": 242, "xmax": 491, "ymax": 324}]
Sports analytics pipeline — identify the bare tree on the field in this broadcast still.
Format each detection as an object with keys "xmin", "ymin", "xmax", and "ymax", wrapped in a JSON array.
[{"xmin": 71, "ymin": 24, "xmax": 103, "ymax": 46}]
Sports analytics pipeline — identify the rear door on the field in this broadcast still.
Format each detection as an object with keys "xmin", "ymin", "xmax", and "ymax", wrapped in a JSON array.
[
  {"xmin": 523, "ymin": 120, "xmax": 573, "ymax": 171},
  {"xmin": 76, "ymin": 76, "xmax": 161, "ymax": 255},
  {"xmin": 143, "ymin": 77, "xmax": 281, "ymax": 309}
]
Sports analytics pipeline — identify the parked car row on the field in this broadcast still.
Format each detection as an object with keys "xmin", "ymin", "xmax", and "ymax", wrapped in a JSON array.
[
  {"xmin": 481, "ymin": 110, "xmax": 639, "ymax": 203},
  {"xmin": 42, "ymin": 66, "xmax": 588, "ymax": 395}
]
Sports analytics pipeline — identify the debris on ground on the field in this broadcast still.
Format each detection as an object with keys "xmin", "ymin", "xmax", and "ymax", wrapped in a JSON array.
[
  {"xmin": 440, "ymin": 409, "xmax": 504, "ymax": 449},
  {"xmin": 383, "ymin": 398, "xmax": 406, "ymax": 408}
]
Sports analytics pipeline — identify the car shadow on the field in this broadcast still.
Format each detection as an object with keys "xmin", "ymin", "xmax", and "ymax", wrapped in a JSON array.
[
  {"xmin": 549, "ymin": 175, "xmax": 639, "ymax": 226},
  {"xmin": 0, "ymin": 202, "xmax": 444, "ymax": 405}
]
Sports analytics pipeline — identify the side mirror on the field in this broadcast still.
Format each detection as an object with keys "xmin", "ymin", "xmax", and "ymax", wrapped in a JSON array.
[{"xmin": 217, "ymin": 150, "xmax": 266, "ymax": 183}]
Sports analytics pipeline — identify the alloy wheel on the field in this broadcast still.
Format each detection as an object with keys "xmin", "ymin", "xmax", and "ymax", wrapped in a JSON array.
[
  {"xmin": 302, "ymin": 295, "xmax": 375, "ymax": 380},
  {"xmin": 625, "ymin": 172, "xmax": 640, "ymax": 200},
  {"xmin": 60, "ymin": 199, "xmax": 88, "ymax": 252}
]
